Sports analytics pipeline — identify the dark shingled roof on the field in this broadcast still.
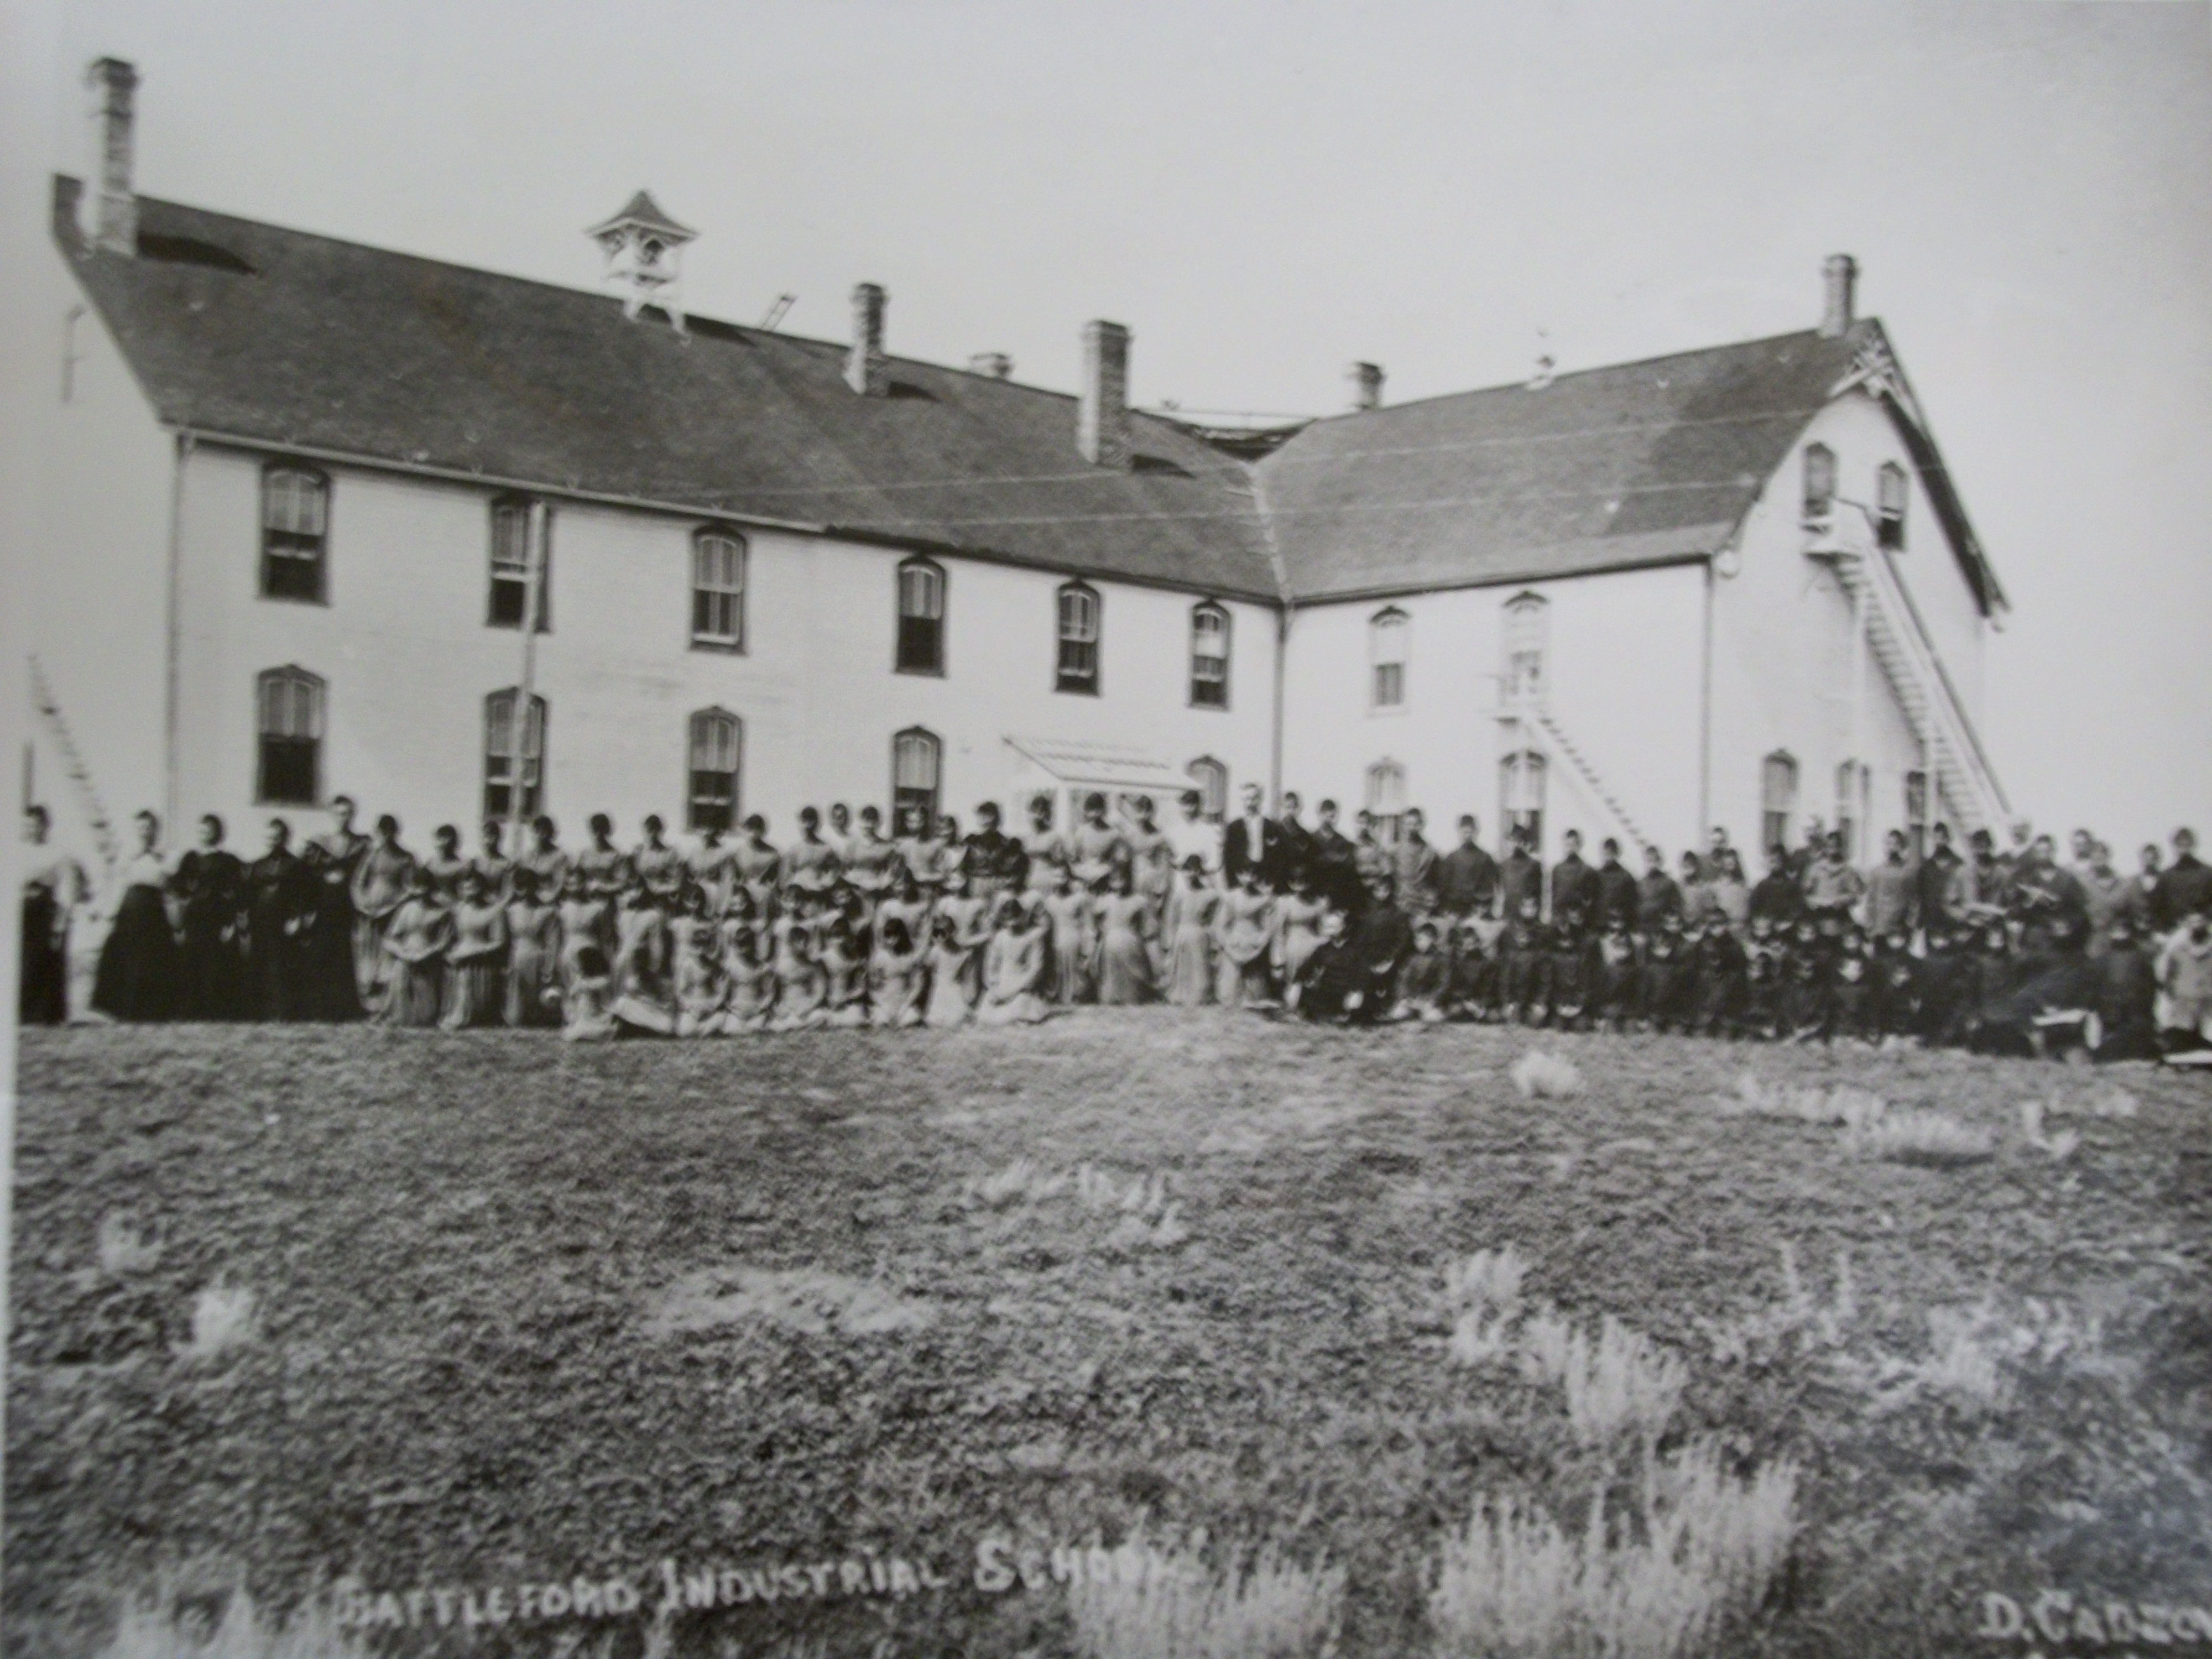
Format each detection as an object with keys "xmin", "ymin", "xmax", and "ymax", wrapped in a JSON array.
[
  {"xmin": 54, "ymin": 180, "xmax": 1280, "ymax": 601},
  {"xmin": 54, "ymin": 178, "xmax": 2000, "ymax": 614},
  {"xmin": 1261, "ymin": 327, "xmax": 1849, "ymax": 598}
]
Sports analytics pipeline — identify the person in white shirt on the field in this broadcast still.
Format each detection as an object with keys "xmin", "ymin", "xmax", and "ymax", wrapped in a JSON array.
[{"xmin": 1168, "ymin": 790, "xmax": 1222, "ymax": 882}]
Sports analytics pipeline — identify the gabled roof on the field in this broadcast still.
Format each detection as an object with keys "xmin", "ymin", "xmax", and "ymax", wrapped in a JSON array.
[
  {"xmin": 1256, "ymin": 323, "xmax": 2004, "ymax": 613},
  {"xmin": 54, "ymin": 179, "xmax": 1280, "ymax": 601},
  {"xmin": 52, "ymin": 177, "xmax": 2001, "ymax": 615},
  {"xmin": 586, "ymin": 190, "xmax": 696, "ymax": 242}
]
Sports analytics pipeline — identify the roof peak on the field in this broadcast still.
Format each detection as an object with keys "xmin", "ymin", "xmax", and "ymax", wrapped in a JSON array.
[
  {"xmin": 586, "ymin": 190, "xmax": 696, "ymax": 242},
  {"xmin": 1298, "ymin": 321, "xmax": 1879, "ymax": 428}
]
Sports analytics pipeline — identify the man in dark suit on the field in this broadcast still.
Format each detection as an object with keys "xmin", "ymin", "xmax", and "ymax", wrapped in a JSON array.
[
  {"xmin": 1276, "ymin": 791, "xmax": 1315, "ymax": 888},
  {"xmin": 1308, "ymin": 798, "xmax": 1361, "ymax": 912},
  {"xmin": 1549, "ymin": 828, "xmax": 1598, "ymax": 924},
  {"xmin": 1222, "ymin": 782, "xmax": 1288, "ymax": 889}
]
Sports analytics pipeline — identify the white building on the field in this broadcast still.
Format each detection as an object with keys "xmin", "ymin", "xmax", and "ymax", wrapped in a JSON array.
[{"xmin": 24, "ymin": 60, "xmax": 2008, "ymax": 885}]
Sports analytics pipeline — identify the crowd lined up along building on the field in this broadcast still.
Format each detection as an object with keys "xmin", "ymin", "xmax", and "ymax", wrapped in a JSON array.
[{"xmin": 27, "ymin": 59, "xmax": 2009, "ymax": 904}]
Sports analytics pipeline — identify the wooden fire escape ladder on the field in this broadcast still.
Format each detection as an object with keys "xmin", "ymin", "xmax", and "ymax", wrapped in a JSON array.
[
  {"xmin": 1808, "ymin": 521, "xmax": 2011, "ymax": 836},
  {"xmin": 28, "ymin": 654, "xmax": 120, "ymax": 876}
]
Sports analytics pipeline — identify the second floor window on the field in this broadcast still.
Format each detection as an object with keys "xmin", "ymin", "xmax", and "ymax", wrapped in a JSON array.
[
  {"xmin": 255, "ymin": 665, "xmax": 324, "ymax": 805},
  {"xmin": 487, "ymin": 498, "xmax": 549, "ymax": 630},
  {"xmin": 1503, "ymin": 591, "xmax": 1548, "ymax": 705},
  {"xmin": 691, "ymin": 529, "xmax": 746, "ymax": 649},
  {"xmin": 1803, "ymin": 443, "xmax": 1837, "ymax": 523},
  {"xmin": 1190, "ymin": 603, "xmax": 1229, "ymax": 707},
  {"xmin": 260, "ymin": 466, "xmax": 328, "ymax": 602},
  {"xmin": 897, "ymin": 558, "xmax": 945, "ymax": 673},
  {"xmin": 1370, "ymin": 607, "xmax": 1408, "ymax": 708},
  {"xmin": 1876, "ymin": 461, "xmax": 1907, "ymax": 550},
  {"xmin": 1056, "ymin": 582, "xmax": 1099, "ymax": 693}
]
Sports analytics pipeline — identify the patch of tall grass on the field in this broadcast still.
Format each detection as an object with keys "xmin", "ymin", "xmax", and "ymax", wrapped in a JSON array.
[
  {"xmin": 95, "ymin": 1585, "xmax": 366, "ymax": 1659},
  {"xmin": 1428, "ymin": 1438, "xmax": 1799, "ymax": 1659},
  {"xmin": 1066, "ymin": 1535, "xmax": 1344, "ymax": 1659},
  {"xmin": 1516, "ymin": 1312, "xmax": 1687, "ymax": 1445},
  {"xmin": 1444, "ymin": 1246, "xmax": 1531, "ymax": 1366}
]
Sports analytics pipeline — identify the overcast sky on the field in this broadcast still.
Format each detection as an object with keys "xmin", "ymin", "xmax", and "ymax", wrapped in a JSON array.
[{"xmin": 7, "ymin": 0, "xmax": 2210, "ymax": 851}]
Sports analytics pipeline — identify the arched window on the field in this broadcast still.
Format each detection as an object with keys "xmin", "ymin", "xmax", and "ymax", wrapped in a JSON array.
[
  {"xmin": 1875, "ymin": 461, "xmax": 1907, "ymax": 550},
  {"xmin": 1189, "ymin": 602, "xmax": 1230, "ymax": 708},
  {"xmin": 1501, "ymin": 749, "xmax": 1547, "ymax": 853},
  {"xmin": 1503, "ymin": 591, "xmax": 1548, "ymax": 706},
  {"xmin": 1903, "ymin": 769, "xmax": 1929, "ymax": 859},
  {"xmin": 487, "ymin": 495, "xmax": 546, "ymax": 629},
  {"xmin": 484, "ymin": 689, "xmax": 547, "ymax": 821},
  {"xmin": 260, "ymin": 465, "xmax": 329, "ymax": 602},
  {"xmin": 892, "ymin": 727, "xmax": 943, "ymax": 830},
  {"xmin": 691, "ymin": 528, "xmax": 746, "ymax": 649},
  {"xmin": 1186, "ymin": 756, "xmax": 1227, "ymax": 821},
  {"xmin": 1760, "ymin": 751, "xmax": 1799, "ymax": 854},
  {"xmin": 687, "ymin": 708, "xmax": 743, "ymax": 832},
  {"xmin": 1056, "ymin": 581, "xmax": 1101, "ymax": 693},
  {"xmin": 255, "ymin": 666, "xmax": 325, "ymax": 805},
  {"xmin": 1365, "ymin": 758, "xmax": 1407, "ymax": 844},
  {"xmin": 896, "ymin": 557, "xmax": 946, "ymax": 674},
  {"xmin": 1835, "ymin": 760, "xmax": 1868, "ymax": 862},
  {"xmin": 1802, "ymin": 443, "xmax": 1837, "ymax": 523},
  {"xmin": 1370, "ymin": 607, "xmax": 1409, "ymax": 708}
]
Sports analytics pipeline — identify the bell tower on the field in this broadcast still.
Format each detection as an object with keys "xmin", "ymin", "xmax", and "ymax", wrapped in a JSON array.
[{"xmin": 586, "ymin": 190, "xmax": 698, "ymax": 329}]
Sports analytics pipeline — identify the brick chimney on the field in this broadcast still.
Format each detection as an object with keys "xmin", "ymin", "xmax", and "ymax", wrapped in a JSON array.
[
  {"xmin": 847, "ymin": 283, "xmax": 888, "ymax": 396},
  {"xmin": 1078, "ymin": 321, "xmax": 1131, "ymax": 468},
  {"xmin": 1349, "ymin": 361, "xmax": 1385, "ymax": 411},
  {"xmin": 968, "ymin": 352, "xmax": 1014, "ymax": 380},
  {"xmin": 87, "ymin": 57, "xmax": 138, "ymax": 256},
  {"xmin": 1820, "ymin": 254, "xmax": 1858, "ymax": 338}
]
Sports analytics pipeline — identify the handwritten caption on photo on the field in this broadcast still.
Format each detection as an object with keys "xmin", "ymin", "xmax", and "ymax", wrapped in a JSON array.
[
  {"xmin": 1977, "ymin": 1591, "xmax": 2212, "ymax": 1651},
  {"xmin": 331, "ymin": 1536, "xmax": 1129, "ymax": 1632}
]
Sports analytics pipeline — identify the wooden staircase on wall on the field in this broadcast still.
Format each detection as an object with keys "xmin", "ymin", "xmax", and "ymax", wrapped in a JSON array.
[
  {"xmin": 28, "ymin": 654, "xmax": 120, "ymax": 877},
  {"xmin": 1807, "ymin": 524, "xmax": 2011, "ymax": 837}
]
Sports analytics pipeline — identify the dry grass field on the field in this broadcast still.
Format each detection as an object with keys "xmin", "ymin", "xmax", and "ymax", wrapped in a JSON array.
[{"xmin": 8, "ymin": 1015, "xmax": 2210, "ymax": 1657}]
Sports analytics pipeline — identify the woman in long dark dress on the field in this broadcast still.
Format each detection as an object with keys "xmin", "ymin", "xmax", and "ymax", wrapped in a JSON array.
[
  {"xmin": 244, "ymin": 818, "xmax": 312, "ymax": 1021},
  {"xmin": 300, "ymin": 801, "xmax": 368, "ymax": 1021},
  {"xmin": 92, "ymin": 809, "xmax": 179, "ymax": 1021},
  {"xmin": 170, "ymin": 813, "xmax": 247, "ymax": 1020}
]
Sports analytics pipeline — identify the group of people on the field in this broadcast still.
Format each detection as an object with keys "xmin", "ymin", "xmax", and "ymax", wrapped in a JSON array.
[{"xmin": 19, "ymin": 784, "xmax": 2212, "ymax": 1060}]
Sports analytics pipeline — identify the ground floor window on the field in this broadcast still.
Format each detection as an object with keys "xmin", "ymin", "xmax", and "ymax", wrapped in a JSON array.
[
  {"xmin": 1904, "ymin": 769, "xmax": 1929, "ymax": 859},
  {"xmin": 893, "ymin": 727, "xmax": 942, "ymax": 832},
  {"xmin": 484, "ymin": 690, "xmax": 547, "ymax": 822},
  {"xmin": 255, "ymin": 666, "xmax": 324, "ymax": 806},
  {"xmin": 1186, "ymin": 756, "xmax": 1227, "ymax": 821},
  {"xmin": 1365, "ymin": 758, "xmax": 1407, "ymax": 844},
  {"xmin": 1761, "ymin": 751, "xmax": 1799, "ymax": 854},
  {"xmin": 1835, "ymin": 760, "xmax": 1868, "ymax": 862},
  {"xmin": 1501, "ymin": 749, "xmax": 1546, "ymax": 853},
  {"xmin": 687, "ymin": 708, "xmax": 742, "ymax": 832}
]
